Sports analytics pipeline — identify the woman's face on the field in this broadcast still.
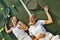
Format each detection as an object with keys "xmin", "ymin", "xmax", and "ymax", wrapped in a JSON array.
[
  {"xmin": 12, "ymin": 16, "xmax": 17, "ymax": 25},
  {"xmin": 29, "ymin": 15, "xmax": 37, "ymax": 23}
]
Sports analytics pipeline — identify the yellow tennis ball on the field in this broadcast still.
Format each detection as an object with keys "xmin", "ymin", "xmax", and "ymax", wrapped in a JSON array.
[
  {"xmin": 8, "ymin": 15, "xmax": 10, "ymax": 18},
  {"xmin": 1, "ymin": 8, "xmax": 4, "ymax": 11},
  {"xmin": 12, "ymin": 5, "xmax": 15, "ymax": 8},
  {"xmin": 1, "ymin": 28, "xmax": 4, "ymax": 31},
  {"xmin": 0, "ymin": 29, "xmax": 2, "ymax": 32},
  {"xmin": 2, "ymin": 38, "xmax": 5, "ymax": 40}
]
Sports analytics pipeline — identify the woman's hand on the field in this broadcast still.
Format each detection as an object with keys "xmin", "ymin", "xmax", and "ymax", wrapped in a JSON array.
[
  {"xmin": 44, "ymin": 5, "xmax": 49, "ymax": 12},
  {"xmin": 18, "ymin": 21, "xmax": 29, "ymax": 30},
  {"xmin": 33, "ymin": 38, "xmax": 39, "ymax": 40},
  {"xmin": 37, "ymin": 33, "xmax": 46, "ymax": 39},
  {"xmin": 22, "ymin": 36, "xmax": 25, "ymax": 40},
  {"xmin": 5, "ymin": 24, "xmax": 12, "ymax": 34}
]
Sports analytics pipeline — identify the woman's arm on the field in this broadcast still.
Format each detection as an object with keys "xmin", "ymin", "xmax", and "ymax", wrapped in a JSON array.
[
  {"xmin": 18, "ymin": 21, "xmax": 29, "ymax": 30},
  {"xmin": 5, "ymin": 23, "xmax": 12, "ymax": 34},
  {"xmin": 44, "ymin": 5, "xmax": 53, "ymax": 24},
  {"xmin": 31, "ymin": 35, "xmax": 39, "ymax": 40}
]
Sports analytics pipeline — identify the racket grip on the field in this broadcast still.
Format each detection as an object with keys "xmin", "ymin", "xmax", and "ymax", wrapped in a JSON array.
[
  {"xmin": 4, "ymin": 22, "xmax": 7, "ymax": 27},
  {"xmin": 4, "ymin": 17, "xmax": 7, "ymax": 23}
]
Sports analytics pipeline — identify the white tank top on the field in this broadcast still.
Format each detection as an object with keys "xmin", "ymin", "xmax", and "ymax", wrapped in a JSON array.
[
  {"xmin": 12, "ymin": 24, "xmax": 27, "ymax": 40},
  {"xmin": 29, "ymin": 20, "xmax": 46, "ymax": 37}
]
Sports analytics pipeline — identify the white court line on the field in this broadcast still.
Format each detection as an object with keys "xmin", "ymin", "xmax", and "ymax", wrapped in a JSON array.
[{"xmin": 20, "ymin": 0, "xmax": 31, "ymax": 16}]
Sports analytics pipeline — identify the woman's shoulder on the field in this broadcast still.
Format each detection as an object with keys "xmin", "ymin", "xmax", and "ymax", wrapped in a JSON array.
[
  {"xmin": 17, "ymin": 21, "xmax": 21, "ymax": 24},
  {"xmin": 36, "ymin": 19, "xmax": 42, "ymax": 22},
  {"xmin": 11, "ymin": 27, "xmax": 15, "ymax": 30},
  {"xmin": 37, "ymin": 20, "xmax": 45, "ymax": 25},
  {"xmin": 18, "ymin": 21, "xmax": 23, "ymax": 24},
  {"xmin": 17, "ymin": 21, "xmax": 24, "ymax": 25},
  {"xmin": 38, "ymin": 20, "xmax": 45, "ymax": 22}
]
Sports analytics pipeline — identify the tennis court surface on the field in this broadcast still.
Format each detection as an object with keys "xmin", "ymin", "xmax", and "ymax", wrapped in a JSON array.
[{"xmin": 0, "ymin": 0, "xmax": 60, "ymax": 40}]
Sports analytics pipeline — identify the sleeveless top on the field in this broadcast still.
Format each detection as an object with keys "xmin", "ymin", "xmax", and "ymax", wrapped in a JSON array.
[
  {"xmin": 12, "ymin": 24, "xmax": 27, "ymax": 40},
  {"xmin": 29, "ymin": 20, "xmax": 46, "ymax": 37}
]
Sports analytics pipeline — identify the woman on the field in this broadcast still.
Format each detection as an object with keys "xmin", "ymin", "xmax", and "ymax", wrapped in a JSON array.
[
  {"xmin": 29, "ymin": 5, "xmax": 60, "ymax": 40},
  {"xmin": 5, "ymin": 16, "xmax": 32, "ymax": 40}
]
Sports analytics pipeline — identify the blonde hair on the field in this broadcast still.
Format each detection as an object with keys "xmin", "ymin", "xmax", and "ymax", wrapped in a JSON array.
[
  {"xmin": 30, "ymin": 14, "xmax": 37, "ymax": 19},
  {"xmin": 29, "ymin": 14, "xmax": 37, "ymax": 26}
]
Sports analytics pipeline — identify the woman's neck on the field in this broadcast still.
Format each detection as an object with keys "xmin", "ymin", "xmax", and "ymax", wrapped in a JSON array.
[
  {"xmin": 29, "ymin": 20, "xmax": 38, "ymax": 26},
  {"xmin": 13, "ymin": 25, "xmax": 16, "ymax": 27},
  {"xmin": 13, "ymin": 24, "xmax": 16, "ymax": 27}
]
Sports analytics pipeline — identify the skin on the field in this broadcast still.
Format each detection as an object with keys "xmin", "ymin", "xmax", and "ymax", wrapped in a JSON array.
[
  {"xmin": 29, "ymin": 5, "xmax": 53, "ymax": 40},
  {"xmin": 5, "ymin": 16, "xmax": 28, "ymax": 33},
  {"xmin": 5, "ymin": 16, "xmax": 29, "ymax": 40}
]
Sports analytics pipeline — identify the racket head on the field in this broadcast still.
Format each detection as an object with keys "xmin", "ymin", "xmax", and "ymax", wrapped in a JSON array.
[
  {"xmin": 26, "ymin": 0, "xmax": 39, "ymax": 10},
  {"xmin": 3, "ymin": 7, "xmax": 10, "ymax": 22}
]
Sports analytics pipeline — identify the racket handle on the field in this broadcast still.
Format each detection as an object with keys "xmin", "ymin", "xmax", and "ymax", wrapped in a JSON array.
[
  {"xmin": 20, "ymin": 0, "xmax": 31, "ymax": 16},
  {"xmin": 4, "ymin": 22, "xmax": 7, "ymax": 27},
  {"xmin": 4, "ymin": 18, "xmax": 7, "ymax": 22}
]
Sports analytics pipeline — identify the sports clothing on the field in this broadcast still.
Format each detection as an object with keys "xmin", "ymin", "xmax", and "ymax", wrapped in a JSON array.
[
  {"xmin": 12, "ymin": 23, "xmax": 32, "ymax": 40},
  {"xmin": 29, "ymin": 20, "xmax": 60, "ymax": 40}
]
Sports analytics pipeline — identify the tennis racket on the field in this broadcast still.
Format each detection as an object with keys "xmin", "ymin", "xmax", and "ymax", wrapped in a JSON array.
[
  {"xmin": 26, "ymin": 0, "xmax": 39, "ymax": 10},
  {"xmin": 3, "ymin": 7, "xmax": 10, "ymax": 24}
]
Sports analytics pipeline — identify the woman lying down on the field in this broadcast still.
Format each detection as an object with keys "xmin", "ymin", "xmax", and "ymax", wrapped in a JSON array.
[
  {"xmin": 5, "ymin": 16, "xmax": 32, "ymax": 40},
  {"xmin": 29, "ymin": 5, "xmax": 60, "ymax": 40}
]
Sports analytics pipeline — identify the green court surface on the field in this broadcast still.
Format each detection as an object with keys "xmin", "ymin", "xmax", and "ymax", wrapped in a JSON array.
[{"xmin": 0, "ymin": 0, "xmax": 60, "ymax": 40}]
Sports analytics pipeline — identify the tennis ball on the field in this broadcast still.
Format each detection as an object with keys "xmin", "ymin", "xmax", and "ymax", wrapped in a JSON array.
[
  {"xmin": 12, "ymin": 5, "xmax": 15, "ymax": 8},
  {"xmin": 1, "ymin": 28, "xmax": 4, "ymax": 31},
  {"xmin": 0, "ymin": 29, "xmax": 2, "ymax": 32},
  {"xmin": 1, "ymin": 8, "xmax": 4, "ymax": 11},
  {"xmin": 8, "ymin": 15, "xmax": 10, "ymax": 18},
  {"xmin": 2, "ymin": 38, "xmax": 5, "ymax": 40}
]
